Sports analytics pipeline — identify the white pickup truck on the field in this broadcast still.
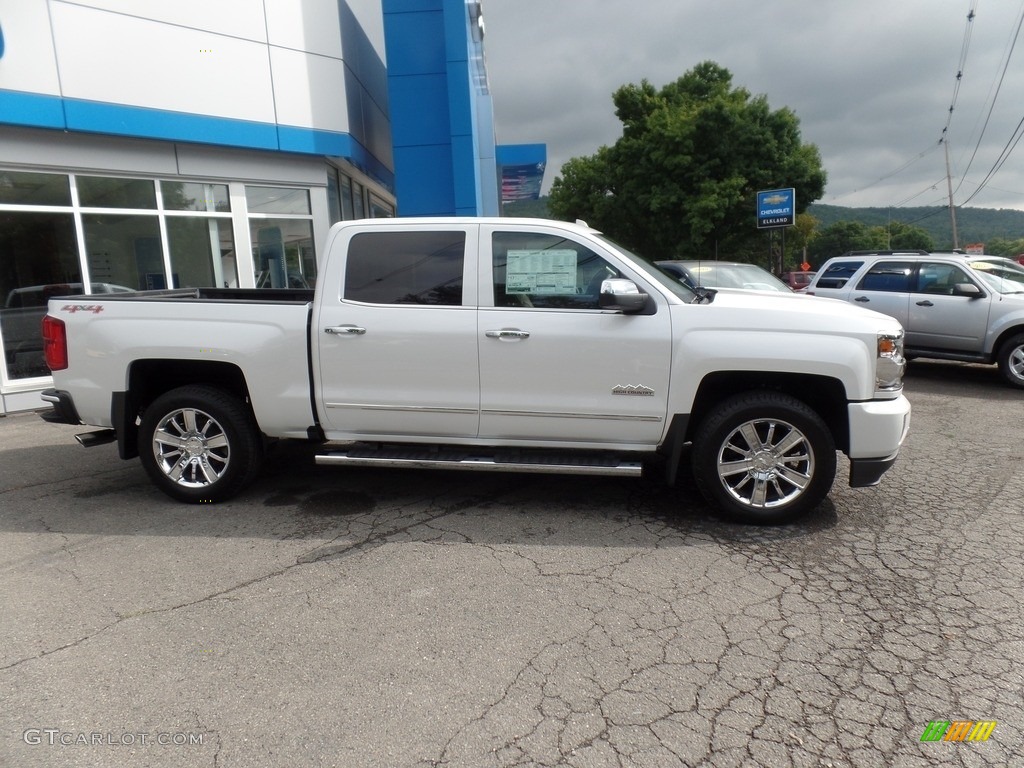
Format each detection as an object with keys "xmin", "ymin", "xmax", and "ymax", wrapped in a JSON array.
[{"xmin": 40, "ymin": 218, "xmax": 911, "ymax": 524}]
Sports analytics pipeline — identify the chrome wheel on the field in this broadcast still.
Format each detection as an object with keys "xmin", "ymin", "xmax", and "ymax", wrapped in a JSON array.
[
  {"xmin": 998, "ymin": 334, "xmax": 1024, "ymax": 389},
  {"xmin": 715, "ymin": 418, "xmax": 814, "ymax": 508},
  {"xmin": 1007, "ymin": 344, "xmax": 1024, "ymax": 383},
  {"xmin": 139, "ymin": 385, "xmax": 263, "ymax": 503},
  {"xmin": 691, "ymin": 392, "xmax": 836, "ymax": 525},
  {"xmin": 152, "ymin": 407, "xmax": 231, "ymax": 488}
]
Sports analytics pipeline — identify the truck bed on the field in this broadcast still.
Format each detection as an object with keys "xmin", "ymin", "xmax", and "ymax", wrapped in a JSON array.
[{"xmin": 50, "ymin": 287, "xmax": 316, "ymax": 304}]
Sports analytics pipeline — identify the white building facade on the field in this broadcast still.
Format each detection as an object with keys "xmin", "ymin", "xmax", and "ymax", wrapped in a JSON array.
[{"xmin": 0, "ymin": 0, "xmax": 403, "ymax": 413}]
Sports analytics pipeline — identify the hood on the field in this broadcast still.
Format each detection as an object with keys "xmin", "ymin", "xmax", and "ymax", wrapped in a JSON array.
[{"xmin": 684, "ymin": 287, "xmax": 904, "ymax": 336}]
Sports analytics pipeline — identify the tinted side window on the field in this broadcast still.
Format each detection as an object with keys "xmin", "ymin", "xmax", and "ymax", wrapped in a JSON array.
[
  {"xmin": 344, "ymin": 231, "xmax": 465, "ymax": 305},
  {"xmin": 856, "ymin": 261, "xmax": 913, "ymax": 292},
  {"xmin": 492, "ymin": 231, "xmax": 621, "ymax": 309},
  {"xmin": 815, "ymin": 260, "xmax": 863, "ymax": 289},
  {"xmin": 915, "ymin": 262, "xmax": 971, "ymax": 294}
]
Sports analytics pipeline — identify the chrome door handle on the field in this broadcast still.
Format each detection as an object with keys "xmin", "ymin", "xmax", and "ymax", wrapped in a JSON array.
[
  {"xmin": 485, "ymin": 329, "xmax": 530, "ymax": 340},
  {"xmin": 916, "ymin": 300, "xmax": 934, "ymax": 307},
  {"xmin": 325, "ymin": 325, "xmax": 366, "ymax": 335}
]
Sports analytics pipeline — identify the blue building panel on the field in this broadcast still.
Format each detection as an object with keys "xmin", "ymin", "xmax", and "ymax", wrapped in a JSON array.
[
  {"xmin": 64, "ymin": 99, "xmax": 279, "ymax": 150},
  {"xmin": 277, "ymin": 126, "xmax": 353, "ymax": 157},
  {"xmin": 450, "ymin": 133, "xmax": 480, "ymax": 213},
  {"xmin": 391, "ymin": 144, "xmax": 456, "ymax": 215},
  {"xmin": 445, "ymin": 66, "xmax": 473, "ymax": 137},
  {"xmin": 388, "ymin": 74, "xmax": 452, "ymax": 146},
  {"xmin": 382, "ymin": 10, "xmax": 447, "ymax": 76},
  {"xmin": 381, "ymin": 0, "xmax": 440, "ymax": 14},
  {"xmin": 384, "ymin": 0, "xmax": 498, "ymax": 217},
  {"xmin": 0, "ymin": 90, "xmax": 67, "ymax": 130}
]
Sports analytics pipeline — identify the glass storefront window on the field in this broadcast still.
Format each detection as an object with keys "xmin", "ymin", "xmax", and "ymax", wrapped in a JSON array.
[
  {"xmin": 0, "ymin": 171, "xmax": 71, "ymax": 206},
  {"xmin": 245, "ymin": 186, "xmax": 311, "ymax": 215},
  {"xmin": 0, "ymin": 212, "xmax": 80, "ymax": 380},
  {"xmin": 339, "ymin": 175, "xmax": 354, "ymax": 220},
  {"xmin": 82, "ymin": 213, "xmax": 163, "ymax": 290},
  {"xmin": 352, "ymin": 181, "xmax": 365, "ymax": 219},
  {"xmin": 162, "ymin": 182, "xmax": 230, "ymax": 212},
  {"xmin": 167, "ymin": 218, "xmax": 238, "ymax": 288},
  {"xmin": 369, "ymin": 194, "xmax": 395, "ymax": 218},
  {"xmin": 77, "ymin": 176, "xmax": 157, "ymax": 209},
  {"xmin": 327, "ymin": 170, "xmax": 341, "ymax": 224},
  {"xmin": 251, "ymin": 219, "xmax": 316, "ymax": 289}
]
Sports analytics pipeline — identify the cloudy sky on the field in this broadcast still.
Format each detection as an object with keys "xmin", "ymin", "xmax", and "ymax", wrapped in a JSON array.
[{"xmin": 482, "ymin": 1, "xmax": 1024, "ymax": 213}]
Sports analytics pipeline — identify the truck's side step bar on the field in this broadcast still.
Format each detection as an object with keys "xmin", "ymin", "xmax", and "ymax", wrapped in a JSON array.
[{"xmin": 316, "ymin": 443, "xmax": 644, "ymax": 477}]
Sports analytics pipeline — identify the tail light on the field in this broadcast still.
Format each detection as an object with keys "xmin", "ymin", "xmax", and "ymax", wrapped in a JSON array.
[{"xmin": 42, "ymin": 315, "xmax": 68, "ymax": 371}]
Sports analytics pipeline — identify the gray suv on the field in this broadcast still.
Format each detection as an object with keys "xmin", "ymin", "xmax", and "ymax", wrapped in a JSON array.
[{"xmin": 807, "ymin": 251, "xmax": 1024, "ymax": 388}]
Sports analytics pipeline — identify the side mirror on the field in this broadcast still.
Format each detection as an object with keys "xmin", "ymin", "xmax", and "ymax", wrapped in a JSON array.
[
  {"xmin": 953, "ymin": 283, "xmax": 983, "ymax": 298},
  {"xmin": 598, "ymin": 279, "xmax": 648, "ymax": 313}
]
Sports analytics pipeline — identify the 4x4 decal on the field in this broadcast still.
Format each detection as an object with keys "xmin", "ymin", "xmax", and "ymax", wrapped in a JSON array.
[{"xmin": 60, "ymin": 304, "xmax": 105, "ymax": 314}]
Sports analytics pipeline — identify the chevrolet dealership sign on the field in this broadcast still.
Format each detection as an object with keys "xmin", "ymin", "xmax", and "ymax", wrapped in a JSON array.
[{"xmin": 757, "ymin": 188, "xmax": 795, "ymax": 229}]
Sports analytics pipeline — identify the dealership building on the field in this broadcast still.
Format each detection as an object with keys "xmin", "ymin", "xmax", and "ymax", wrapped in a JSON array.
[{"xmin": 0, "ymin": 0, "xmax": 546, "ymax": 414}]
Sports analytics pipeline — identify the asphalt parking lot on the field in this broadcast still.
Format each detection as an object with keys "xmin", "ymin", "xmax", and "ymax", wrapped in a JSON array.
[{"xmin": 1, "ymin": 360, "xmax": 1022, "ymax": 768}]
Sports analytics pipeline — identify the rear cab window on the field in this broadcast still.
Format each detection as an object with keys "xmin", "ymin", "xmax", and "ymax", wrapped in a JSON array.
[{"xmin": 343, "ymin": 231, "xmax": 466, "ymax": 305}]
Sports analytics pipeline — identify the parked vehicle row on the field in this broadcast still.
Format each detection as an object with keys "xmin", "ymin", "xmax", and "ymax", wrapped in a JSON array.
[{"xmin": 806, "ymin": 250, "xmax": 1024, "ymax": 388}]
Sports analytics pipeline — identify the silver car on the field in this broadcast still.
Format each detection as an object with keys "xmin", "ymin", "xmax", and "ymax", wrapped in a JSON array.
[{"xmin": 807, "ymin": 251, "xmax": 1024, "ymax": 388}]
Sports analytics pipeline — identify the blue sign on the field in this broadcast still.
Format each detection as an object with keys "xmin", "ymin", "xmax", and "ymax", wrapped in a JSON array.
[{"xmin": 757, "ymin": 188, "xmax": 795, "ymax": 229}]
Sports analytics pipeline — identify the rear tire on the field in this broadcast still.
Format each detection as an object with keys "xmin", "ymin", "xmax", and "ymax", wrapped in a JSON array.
[
  {"xmin": 691, "ymin": 391, "xmax": 836, "ymax": 525},
  {"xmin": 997, "ymin": 333, "xmax": 1024, "ymax": 389},
  {"xmin": 138, "ymin": 385, "xmax": 263, "ymax": 503}
]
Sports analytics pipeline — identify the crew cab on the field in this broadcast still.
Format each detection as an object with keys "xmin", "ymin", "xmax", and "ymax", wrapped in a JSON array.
[
  {"xmin": 807, "ymin": 251, "xmax": 1024, "ymax": 388},
  {"xmin": 40, "ymin": 218, "xmax": 911, "ymax": 524}
]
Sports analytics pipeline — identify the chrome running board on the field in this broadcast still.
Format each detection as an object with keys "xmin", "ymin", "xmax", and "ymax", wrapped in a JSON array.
[{"xmin": 316, "ymin": 443, "xmax": 643, "ymax": 477}]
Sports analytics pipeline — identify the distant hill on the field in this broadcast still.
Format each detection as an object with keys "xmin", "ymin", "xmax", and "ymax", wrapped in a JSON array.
[
  {"xmin": 503, "ymin": 198, "xmax": 1024, "ymax": 250},
  {"xmin": 807, "ymin": 204, "xmax": 1024, "ymax": 250}
]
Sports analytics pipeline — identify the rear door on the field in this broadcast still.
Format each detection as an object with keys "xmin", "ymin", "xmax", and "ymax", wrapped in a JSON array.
[
  {"xmin": 846, "ymin": 260, "xmax": 914, "ymax": 327},
  {"xmin": 314, "ymin": 225, "xmax": 480, "ymax": 440},
  {"xmin": 476, "ymin": 224, "xmax": 671, "ymax": 446}
]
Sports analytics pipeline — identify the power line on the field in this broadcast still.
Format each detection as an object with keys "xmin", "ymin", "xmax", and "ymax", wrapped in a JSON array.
[
  {"xmin": 828, "ymin": 143, "xmax": 939, "ymax": 203},
  {"xmin": 951, "ymin": 0, "xmax": 1024, "ymax": 198}
]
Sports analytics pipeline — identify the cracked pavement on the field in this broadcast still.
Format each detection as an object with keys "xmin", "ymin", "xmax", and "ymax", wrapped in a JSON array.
[{"xmin": 1, "ymin": 359, "xmax": 1022, "ymax": 767}]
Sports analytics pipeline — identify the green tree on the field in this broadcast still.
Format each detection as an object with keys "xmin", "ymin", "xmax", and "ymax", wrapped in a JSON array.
[
  {"xmin": 785, "ymin": 212, "xmax": 819, "ymax": 270},
  {"xmin": 987, "ymin": 236, "xmax": 1024, "ymax": 258},
  {"xmin": 808, "ymin": 221, "xmax": 872, "ymax": 261},
  {"xmin": 866, "ymin": 221, "xmax": 934, "ymax": 251},
  {"xmin": 548, "ymin": 61, "xmax": 827, "ymax": 260}
]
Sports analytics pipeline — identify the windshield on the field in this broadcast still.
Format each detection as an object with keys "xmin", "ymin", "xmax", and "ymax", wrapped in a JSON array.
[
  {"xmin": 968, "ymin": 258, "xmax": 1024, "ymax": 295},
  {"xmin": 682, "ymin": 263, "xmax": 792, "ymax": 293},
  {"xmin": 593, "ymin": 234, "xmax": 699, "ymax": 302}
]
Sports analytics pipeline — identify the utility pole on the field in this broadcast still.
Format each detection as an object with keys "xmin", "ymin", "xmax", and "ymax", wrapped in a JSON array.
[{"xmin": 943, "ymin": 138, "xmax": 960, "ymax": 250}]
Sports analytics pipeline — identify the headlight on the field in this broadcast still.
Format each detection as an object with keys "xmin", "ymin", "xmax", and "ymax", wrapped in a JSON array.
[{"xmin": 876, "ymin": 330, "xmax": 906, "ymax": 392}]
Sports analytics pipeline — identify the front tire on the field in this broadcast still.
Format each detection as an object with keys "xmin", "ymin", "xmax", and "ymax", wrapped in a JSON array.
[
  {"xmin": 997, "ymin": 333, "xmax": 1024, "ymax": 389},
  {"xmin": 691, "ymin": 392, "xmax": 836, "ymax": 525},
  {"xmin": 138, "ymin": 385, "xmax": 263, "ymax": 503}
]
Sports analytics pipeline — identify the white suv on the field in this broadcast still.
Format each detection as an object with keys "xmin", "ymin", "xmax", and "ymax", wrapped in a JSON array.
[{"xmin": 807, "ymin": 251, "xmax": 1024, "ymax": 388}]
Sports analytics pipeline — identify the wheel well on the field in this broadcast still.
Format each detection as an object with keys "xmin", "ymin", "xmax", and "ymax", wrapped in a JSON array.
[
  {"xmin": 687, "ymin": 371, "xmax": 850, "ymax": 452},
  {"xmin": 127, "ymin": 359, "xmax": 251, "ymax": 414},
  {"xmin": 992, "ymin": 325, "xmax": 1024, "ymax": 362}
]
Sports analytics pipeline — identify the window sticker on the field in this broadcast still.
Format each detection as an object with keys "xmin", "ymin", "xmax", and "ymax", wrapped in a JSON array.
[{"xmin": 506, "ymin": 249, "xmax": 578, "ymax": 294}]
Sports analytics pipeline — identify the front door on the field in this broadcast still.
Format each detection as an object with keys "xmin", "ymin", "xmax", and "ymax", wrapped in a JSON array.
[
  {"xmin": 477, "ymin": 226, "xmax": 671, "ymax": 446},
  {"xmin": 315, "ymin": 226, "xmax": 479, "ymax": 440},
  {"xmin": 907, "ymin": 261, "xmax": 991, "ymax": 351}
]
